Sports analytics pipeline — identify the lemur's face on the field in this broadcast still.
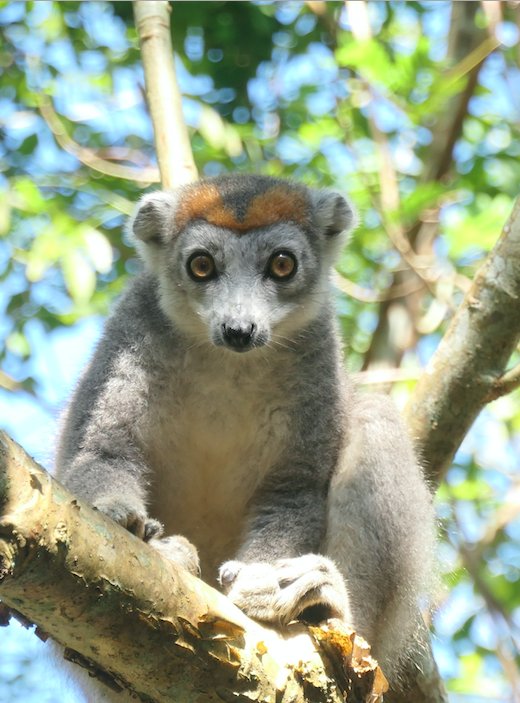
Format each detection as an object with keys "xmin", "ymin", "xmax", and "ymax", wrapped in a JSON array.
[
  {"xmin": 131, "ymin": 175, "xmax": 354, "ymax": 353},
  {"xmin": 167, "ymin": 221, "xmax": 321, "ymax": 353}
]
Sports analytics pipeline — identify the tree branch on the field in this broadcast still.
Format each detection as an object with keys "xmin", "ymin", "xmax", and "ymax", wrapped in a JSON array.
[
  {"xmin": 423, "ymin": 2, "xmax": 495, "ymax": 184},
  {"xmin": 405, "ymin": 196, "xmax": 520, "ymax": 485},
  {"xmin": 486, "ymin": 361, "xmax": 520, "ymax": 401},
  {"xmin": 39, "ymin": 96, "xmax": 160, "ymax": 183},
  {"xmin": 358, "ymin": 1, "xmax": 489, "ymax": 371},
  {"xmin": 133, "ymin": 1, "xmax": 198, "ymax": 188},
  {"xmin": 0, "ymin": 430, "xmax": 387, "ymax": 703},
  {"xmin": 334, "ymin": 271, "xmax": 425, "ymax": 304}
]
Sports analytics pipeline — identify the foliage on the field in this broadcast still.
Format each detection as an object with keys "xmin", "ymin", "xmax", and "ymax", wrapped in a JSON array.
[{"xmin": 0, "ymin": 2, "xmax": 519, "ymax": 701}]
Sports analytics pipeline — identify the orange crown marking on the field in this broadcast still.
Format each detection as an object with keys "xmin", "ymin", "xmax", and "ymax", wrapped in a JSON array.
[{"xmin": 175, "ymin": 183, "xmax": 309, "ymax": 233}]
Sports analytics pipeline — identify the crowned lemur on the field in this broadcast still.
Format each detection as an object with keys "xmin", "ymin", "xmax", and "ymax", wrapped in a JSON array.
[{"xmin": 55, "ymin": 174, "xmax": 435, "ymax": 701}]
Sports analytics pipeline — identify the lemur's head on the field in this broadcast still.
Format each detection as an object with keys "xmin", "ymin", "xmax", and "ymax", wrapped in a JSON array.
[{"xmin": 130, "ymin": 174, "xmax": 356, "ymax": 353}]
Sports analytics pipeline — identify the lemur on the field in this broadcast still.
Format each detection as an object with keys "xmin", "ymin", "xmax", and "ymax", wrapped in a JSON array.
[{"xmin": 55, "ymin": 174, "xmax": 435, "ymax": 701}]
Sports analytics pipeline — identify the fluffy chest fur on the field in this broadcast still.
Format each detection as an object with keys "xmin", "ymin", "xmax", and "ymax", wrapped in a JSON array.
[{"xmin": 141, "ymin": 346, "xmax": 294, "ymax": 577}]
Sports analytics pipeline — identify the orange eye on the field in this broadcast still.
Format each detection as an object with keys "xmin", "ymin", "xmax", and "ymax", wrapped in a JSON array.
[
  {"xmin": 268, "ymin": 251, "xmax": 297, "ymax": 280},
  {"xmin": 187, "ymin": 252, "xmax": 216, "ymax": 281}
]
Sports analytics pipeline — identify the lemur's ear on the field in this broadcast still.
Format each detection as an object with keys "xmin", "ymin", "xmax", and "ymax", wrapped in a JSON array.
[
  {"xmin": 129, "ymin": 191, "xmax": 178, "ymax": 246},
  {"xmin": 311, "ymin": 190, "xmax": 357, "ymax": 238}
]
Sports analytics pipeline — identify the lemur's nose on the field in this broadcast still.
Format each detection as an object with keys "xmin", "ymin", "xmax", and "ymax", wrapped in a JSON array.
[{"xmin": 222, "ymin": 321, "xmax": 256, "ymax": 351}]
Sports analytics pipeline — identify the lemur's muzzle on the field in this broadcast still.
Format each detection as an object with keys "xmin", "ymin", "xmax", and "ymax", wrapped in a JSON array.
[{"xmin": 221, "ymin": 321, "xmax": 257, "ymax": 352}]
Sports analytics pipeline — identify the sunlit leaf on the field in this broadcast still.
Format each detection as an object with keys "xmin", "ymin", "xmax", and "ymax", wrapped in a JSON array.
[
  {"xmin": 11, "ymin": 179, "xmax": 46, "ymax": 214},
  {"xmin": 83, "ymin": 227, "xmax": 113, "ymax": 274},
  {"xmin": 444, "ymin": 194, "xmax": 514, "ymax": 258},
  {"xmin": 336, "ymin": 39, "xmax": 394, "ymax": 90},
  {"xmin": 5, "ymin": 331, "xmax": 31, "ymax": 358},
  {"xmin": 0, "ymin": 191, "xmax": 11, "ymax": 236},
  {"xmin": 62, "ymin": 250, "xmax": 96, "ymax": 304}
]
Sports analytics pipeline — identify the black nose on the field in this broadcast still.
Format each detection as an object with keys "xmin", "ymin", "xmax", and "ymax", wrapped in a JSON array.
[{"xmin": 222, "ymin": 322, "xmax": 256, "ymax": 351}]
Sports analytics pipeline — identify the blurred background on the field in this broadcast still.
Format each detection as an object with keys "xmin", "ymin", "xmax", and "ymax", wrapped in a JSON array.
[{"xmin": 0, "ymin": 1, "xmax": 519, "ymax": 701}]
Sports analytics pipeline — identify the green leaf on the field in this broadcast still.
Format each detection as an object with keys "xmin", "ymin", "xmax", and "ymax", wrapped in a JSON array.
[
  {"xmin": 336, "ymin": 39, "xmax": 395, "ymax": 89},
  {"xmin": 0, "ymin": 191, "xmax": 11, "ymax": 236},
  {"xmin": 447, "ymin": 480, "xmax": 492, "ymax": 501},
  {"xmin": 62, "ymin": 250, "xmax": 96, "ymax": 304},
  {"xmin": 6, "ymin": 331, "xmax": 31, "ymax": 358},
  {"xmin": 298, "ymin": 118, "xmax": 343, "ymax": 148},
  {"xmin": 18, "ymin": 133, "xmax": 38, "ymax": 155},
  {"xmin": 83, "ymin": 227, "xmax": 113, "ymax": 274},
  {"xmin": 12, "ymin": 179, "xmax": 46, "ymax": 214},
  {"xmin": 444, "ymin": 194, "xmax": 514, "ymax": 258},
  {"xmin": 398, "ymin": 183, "xmax": 446, "ymax": 226}
]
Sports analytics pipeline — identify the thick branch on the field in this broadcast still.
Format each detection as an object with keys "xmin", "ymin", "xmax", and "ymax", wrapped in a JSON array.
[
  {"xmin": 0, "ymin": 430, "xmax": 387, "ymax": 703},
  {"xmin": 133, "ymin": 1, "xmax": 198, "ymax": 188},
  {"xmin": 405, "ymin": 197, "xmax": 520, "ymax": 485}
]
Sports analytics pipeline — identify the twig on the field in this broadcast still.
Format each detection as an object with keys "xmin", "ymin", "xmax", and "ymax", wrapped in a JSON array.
[
  {"xmin": 16, "ymin": 177, "xmax": 135, "ymax": 217},
  {"xmin": 38, "ymin": 97, "xmax": 160, "ymax": 183},
  {"xmin": 343, "ymin": 1, "xmax": 492, "ymax": 373},
  {"xmin": 334, "ymin": 271, "xmax": 425, "ymax": 303},
  {"xmin": 480, "ymin": 1, "xmax": 503, "ymax": 39},
  {"xmin": 133, "ymin": 1, "xmax": 198, "ymax": 189},
  {"xmin": 344, "ymin": 2, "xmax": 404, "ymax": 241},
  {"xmin": 0, "ymin": 370, "xmax": 21, "ymax": 393},
  {"xmin": 352, "ymin": 367, "xmax": 422, "ymax": 386},
  {"xmin": 423, "ymin": 4, "xmax": 491, "ymax": 184},
  {"xmin": 457, "ymin": 537, "xmax": 520, "ymax": 698},
  {"xmin": 474, "ymin": 479, "xmax": 520, "ymax": 552},
  {"xmin": 343, "ymin": 0, "xmax": 447, "ymax": 329},
  {"xmin": 487, "ymin": 363, "xmax": 520, "ymax": 401},
  {"xmin": 347, "ymin": 143, "xmax": 440, "ymax": 288},
  {"xmin": 304, "ymin": 1, "xmax": 338, "ymax": 39}
]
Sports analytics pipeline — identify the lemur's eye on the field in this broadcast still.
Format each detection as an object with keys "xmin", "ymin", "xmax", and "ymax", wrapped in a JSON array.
[
  {"xmin": 187, "ymin": 251, "xmax": 216, "ymax": 281},
  {"xmin": 267, "ymin": 251, "xmax": 297, "ymax": 281}
]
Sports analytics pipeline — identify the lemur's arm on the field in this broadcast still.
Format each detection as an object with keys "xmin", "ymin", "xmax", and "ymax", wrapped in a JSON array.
[
  {"xmin": 57, "ymin": 352, "xmax": 153, "ymax": 537},
  {"xmin": 56, "ymin": 280, "xmax": 164, "ymax": 539},
  {"xmin": 219, "ymin": 355, "xmax": 350, "ymax": 625},
  {"xmin": 219, "ymin": 469, "xmax": 350, "ymax": 624},
  {"xmin": 236, "ymin": 477, "xmax": 328, "ymax": 561},
  {"xmin": 235, "ymin": 336, "xmax": 343, "ymax": 559},
  {"xmin": 57, "ymin": 298, "xmax": 200, "ymax": 576}
]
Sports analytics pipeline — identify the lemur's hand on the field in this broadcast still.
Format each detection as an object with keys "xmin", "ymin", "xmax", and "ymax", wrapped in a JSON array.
[
  {"xmin": 93, "ymin": 494, "xmax": 163, "ymax": 541},
  {"xmin": 93, "ymin": 495, "xmax": 200, "ymax": 575},
  {"xmin": 219, "ymin": 554, "xmax": 352, "ymax": 626}
]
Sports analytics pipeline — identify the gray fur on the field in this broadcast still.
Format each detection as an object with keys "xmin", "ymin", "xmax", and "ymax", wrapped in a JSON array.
[{"xmin": 55, "ymin": 175, "xmax": 435, "ymax": 700}]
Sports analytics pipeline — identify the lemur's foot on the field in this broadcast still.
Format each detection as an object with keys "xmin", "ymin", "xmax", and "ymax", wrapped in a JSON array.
[
  {"xmin": 219, "ymin": 561, "xmax": 280, "ymax": 622},
  {"xmin": 219, "ymin": 554, "xmax": 351, "ymax": 625},
  {"xmin": 149, "ymin": 535, "xmax": 200, "ymax": 576}
]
